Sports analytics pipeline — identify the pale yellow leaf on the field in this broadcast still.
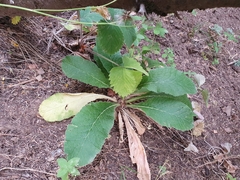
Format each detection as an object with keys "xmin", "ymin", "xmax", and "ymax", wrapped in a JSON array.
[
  {"xmin": 123, "ymin": 112, "xmax": 151, "ymax": 180},
  {"xmin": 39, "ymin": 93, "xmax": 116, "ymax": 122}
]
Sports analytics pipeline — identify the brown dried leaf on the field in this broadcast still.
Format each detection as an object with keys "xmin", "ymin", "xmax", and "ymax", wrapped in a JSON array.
[
  {"xmin": 223, "ymin": 160, "xmax": 238, "ymax": 174},
  {"xmin": 213, "ymin": 153, "xmax": 225, "ymax": 162},
  {"xmin": 94, "ymin": 7, "xmax": 111, "ymax": 20},
  {"xmin": 224, "ymin": 127, "xmax": 233, "ymax": 133},
  {"xmin": 118, "ymin": 112, "xmax": 124, "ymax": 143},
  {"xmin": 28, "ymin": 64, "xmax": 37, "ymax": 70},
  {"xmin": 123, "ymin": 112, "xmax": 151, "ymax": 180},
  {"xmin": 37, "ymin": 68, "xmax": 45, "ymax": 75},
  {"xmin": 35, "ymin": 75, "xmax": 43, "ymax": 81},
  {"xmin": 125, "ymin": 110, "xmax": 145, "ymax": 135},
  {"xmin": 192, "ymin": 120, "xmax": 204, "ymax": 137}
]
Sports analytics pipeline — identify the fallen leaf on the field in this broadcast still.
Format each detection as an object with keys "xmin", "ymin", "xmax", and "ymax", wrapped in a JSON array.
[
  {"xmin": 123, "ymin": 112, "xmax": 151, "ymax": 180},
  {"xmin": 184, "ymin": 142, "xmax": 199, "ymax": 153},
  {"xmin": 221, "ymin": 142, "xmax": 232, "ymax": 154},
  {"xmin": 213, "ymin": 130, "xmax": 218, "ymax": 133},
  {"xmin": 37, "ymin": 68, "xmax": 45, "ymax": 75},
  {"xmin": 223, "ymin": 160, "xmax": 238, "ymax": 173},
  {"xmin": 193, "ymin": 74, "xmax": 206, "ymax": 87},
  {"xmin": 224, "ymin": 127, "xmax": 233, "ymax": 133},
  {"xmin": 35, "ymin": 75, "xmax": 43, "ymax": 81},
  {"xmin": 192, "ymin": 120, "xmax": 204, "ymax": 137},
  {"xmin": 222, "ymin": 105, "xmax": 232, "ymax": 116},
  {"xmin": 213, "ymin": 153, "xmax": 225, "ymax": 162},
  {"xmin": 28, "ymin": 64, "xmax": 37, "ymax": 70}
]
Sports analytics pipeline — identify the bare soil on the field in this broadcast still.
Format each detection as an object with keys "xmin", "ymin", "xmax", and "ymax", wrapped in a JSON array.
[{"xmin": 0, "ymin": 8, "xmax": 240, "ymax": 180}]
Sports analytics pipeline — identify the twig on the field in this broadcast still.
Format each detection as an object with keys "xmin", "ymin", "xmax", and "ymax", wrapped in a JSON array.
[
  {"xmin": 195, "ymin": 155, "xmax": 240, "ymax": 168},
  {"xmin": 7, "ymin": 78, "xmax": 36, "ymax": 88},
  {"xmin": 0, "ymin": 167, "xmax": 56, "ymax": 176}
]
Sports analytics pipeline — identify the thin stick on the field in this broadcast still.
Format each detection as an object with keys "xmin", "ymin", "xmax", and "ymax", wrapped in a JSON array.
[
  {"xmin": 0, "ymin": 167, "xmax": 56, "ymax": 176},
  {"xmin": 7, "ymin": 78, "xmax": 36, "ymax": 88}
]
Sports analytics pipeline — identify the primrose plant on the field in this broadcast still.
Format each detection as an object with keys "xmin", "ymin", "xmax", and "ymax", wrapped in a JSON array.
[{"xmin": 39, "ymin": 7, "xmax": 197, "ymax": 180}]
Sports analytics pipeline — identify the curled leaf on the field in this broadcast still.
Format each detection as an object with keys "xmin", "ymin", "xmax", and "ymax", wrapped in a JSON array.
[{"xmin": 122, "ymin": 112, "xmax": 151, "ymax": 180}]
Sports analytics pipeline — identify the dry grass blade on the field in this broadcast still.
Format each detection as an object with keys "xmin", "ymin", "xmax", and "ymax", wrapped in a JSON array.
[{"xmin": 121, "ymin": 110, "xmax": 151, "ymax": 180}]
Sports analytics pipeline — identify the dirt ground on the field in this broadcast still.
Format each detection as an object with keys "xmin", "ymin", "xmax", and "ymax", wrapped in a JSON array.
[{"xmin": 0, "ymin": 7, "xmax": 240, "ymax": 180}]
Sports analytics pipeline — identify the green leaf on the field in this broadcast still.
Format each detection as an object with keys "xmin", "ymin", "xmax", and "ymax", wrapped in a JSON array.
[
  {"xmin": 97, "ymin": 22, "xmax": 124, "ymax": 54},
  {"xmin": 57, "ymin": 158, "xmax": 69, "ymax": 179},
  {"xmin": 140, "ymin": 67, "xmax": 197, "ymax": 96},
  {"xmin": 108, "ymin": 8, "xmax": 125, "ymax": 21},
  {"xmin": 95, "ymin": 44, "xmax": 122, "ymax": 73},
  {"xmin": 64, "ymin": 102, "xmax": 116, "ymax": 167},
  {"xmin": 79, "ymin": 7, "xmax": 103, "ymax": 26},
  {"xmin": 123, "ymin": 56, "xmax": 148, "ymax": 75},
  {"xmin": 68, "ymin": 157, "xmax": 80, "ymax": 167},
  {"xmin": 133, "ymin": 93, "xmax": 192, "ymax": 109},
  {"xmin": 120, "ymin": 20, "xmax": 137, "ymax": 48},
  {"xmin": 109, "ymin": 67, "xmax": 142, "ymax": 97},
  {"xmin": 62, "ymin": 55, "xmax": 110, "ymax": 88},
  {"xmin": 70, "ymin": 168, "xmax": 80, "ymax": 176},
  {"xmin": 154, "ymin": 23, "xmax": 168, "ymax": 37},
  {"xmin": 39, "ymin": 93, "xmax": 115, "ymax": 122},
  {"xmin": 132, "ymin": 97, "xmax": 194, "ymax": 131}
]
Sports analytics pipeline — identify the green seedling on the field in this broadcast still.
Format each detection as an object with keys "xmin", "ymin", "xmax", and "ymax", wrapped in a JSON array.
[
  {"xmin": 224, "ymin": 28, "xmax": 238, "ymax": 43},
  {"xmin": 57, "ymin": 157, "xmax": 80, "ymax": 180},
  {"xmin": 226, "ymin": 173, "xmax": 236, "ymax": 180},
  {"xmin": 162, "ymin": 48, "xmax": 175, "ymax": 67}
]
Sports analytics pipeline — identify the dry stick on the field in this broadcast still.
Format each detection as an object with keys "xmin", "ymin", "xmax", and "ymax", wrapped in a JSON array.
[
  {"xmin": 7, "ymin": 78, "xmax": 36, "ymax": 88},
  {"xmin": 195, "ymin": 155, "xmax": 240, "ymax": 168},
  {"xmin": 0, "ymin": 167, "xmax": 56, "ymax": 176}
]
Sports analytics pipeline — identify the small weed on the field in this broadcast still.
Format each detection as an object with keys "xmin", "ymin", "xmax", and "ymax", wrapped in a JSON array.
[
  {"xmin": 155, "ymin": 160, "xmax": 171, "ymax": 180},
  {"xmin": 224, "ymin": 28, "xmax": 238, "ymax": 43},
  {"xmin": 191, "ymin": 9, "xmax": 197, "ymax": 16},
  {"xmin": 226, "ymin": 173, "xmax": 236, "ymax": 180},
  {"xmin": 212, "ymin": 58, "xmax": 219, "ymax": 65},
  {"xmin": 208, "ymin": 41, "xmax": 221, "ymax": 65},
  {"xmin": 162, "ymin": 48, "xmax": 175, "ymax": 67},
  {"xmin": 57, "ymin": 158, "xmax": 80, "ymax": 180}
]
